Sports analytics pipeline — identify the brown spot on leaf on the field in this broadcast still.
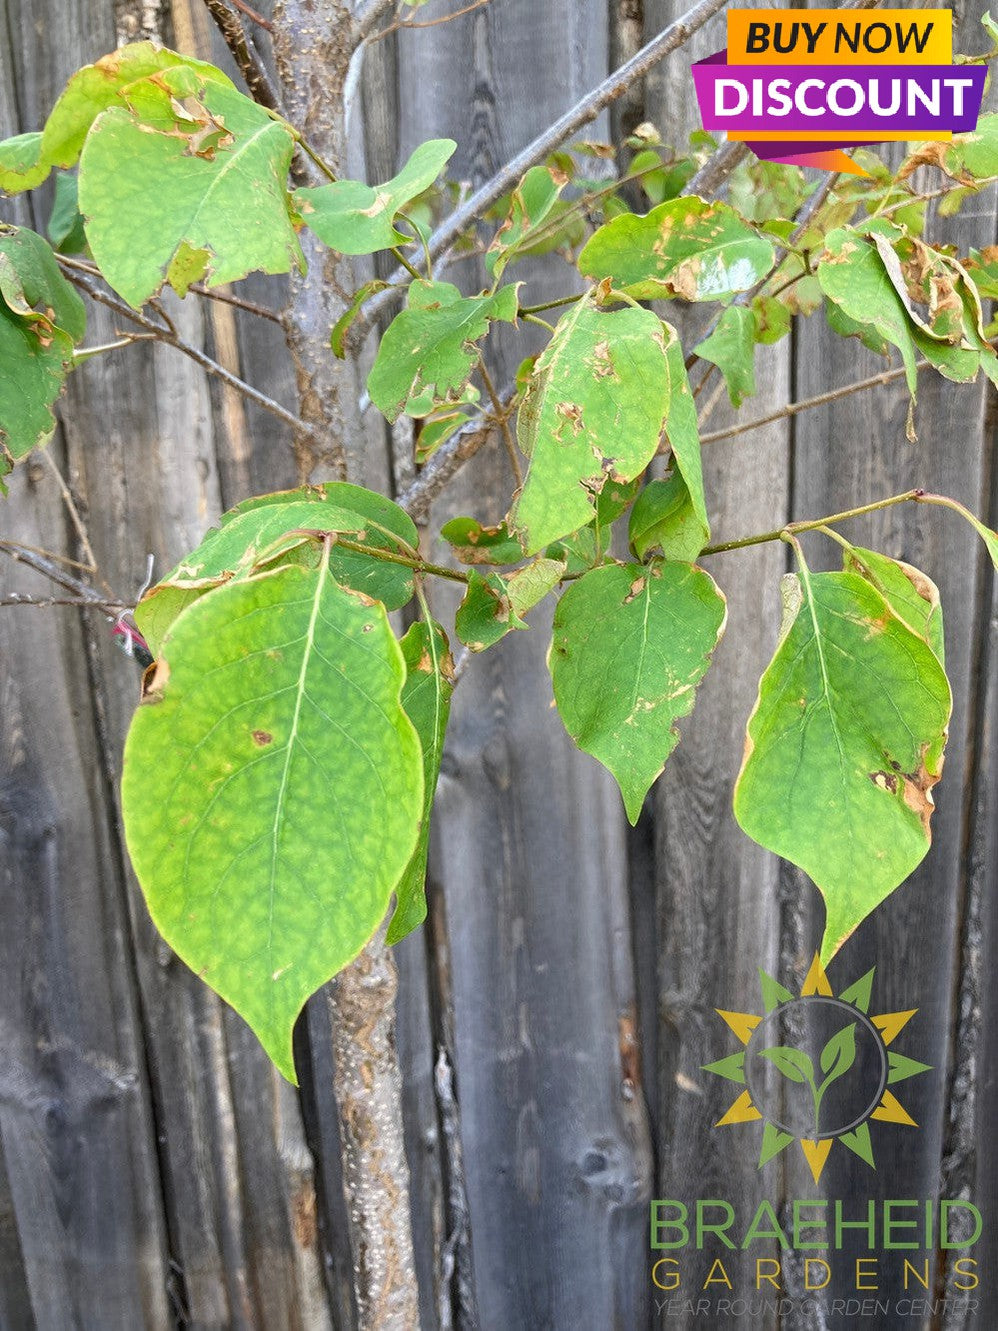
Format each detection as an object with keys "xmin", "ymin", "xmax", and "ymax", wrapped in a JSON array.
[
  {"xmin": 252, "ymin": 729, "xmax": 273, "ymax": 746},
  {"xmin": 624, "ymin": 576, "xmax": 646, "ymax": 604},
  {"xmin": 869, "ymin": 770, "xmax": 899, "ymax": 794},
  {"xmin": 140, "ymin": 657, "xmax": 169, "ymax": 703},
  {"xmin": 555, "ymin": 401, "xmax": 584, "ymax": 436},
  {"xmin": 900, "ymin": 753, "xmax": 941, "ymax": 837}
]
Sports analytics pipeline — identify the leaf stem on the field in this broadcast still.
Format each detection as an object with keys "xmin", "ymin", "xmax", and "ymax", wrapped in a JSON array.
[
  {"xmin": 701, "ymin": 490, "xmax": 923, "ymax": 556},
  {"xmin": 331, "ymin": 536, "xmax": 469, "ymax": 584},
  {"xmin": 391, "ymin": 246, "xmax": 426, "ymax": 283},
  {"xmin": 518, "ymin": 292, "xmax": 584, "ymax": 317}
]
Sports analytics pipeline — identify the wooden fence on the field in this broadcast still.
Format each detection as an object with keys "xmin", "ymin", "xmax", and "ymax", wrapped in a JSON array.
[{"xmin": 0, "ymin": 0, "xmax": 995, "ymax": 1327}]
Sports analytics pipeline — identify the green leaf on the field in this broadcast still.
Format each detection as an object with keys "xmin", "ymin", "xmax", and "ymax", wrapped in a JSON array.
[
  {"xmin": 415, "ymin": 408, "xmax": 473, "ymax": 463},
  {"xmin": 825, "ymin": 301, "xmax": 891, "ymax": 359},
  {"xmin": 819, "ymin": 1023, "xmax": 857, "ymax": 1085},
  {"xmin": 752, "ymin": 295, "xmax": 791, "ymax": 345},
  {"xmin": 510, "ymin": 296, "xmax": 671, "ymax": 555},
  {"xmin": 694, "ymin": 305, "xmax": 757, "ymax": 407},
  {"xmin": 121, "ymin": 550, "xmax": 424, "ymax": 1082},
  {"xmin": 629, "ymin": 473, "xmax": 706, "ymax": 562},
  {"xmin": 843, "ymin": 546, "xmax": 944, "ymax": 666},
  {"xmin": 41, "ymin": 43, "xmax": 231, "ymax": 169},
  {"xmin": 506, "ymin": 557, "xmax": 565, "ymax": 616},
  {"xmin": 47, "ymin": 172, "xmax": 88, "ymax": 254},
  {"xmin": 729, "ymin": 159, "xmax": 810, "ymax": 224},
  {"xmin": 549, "ymin": 560, "xmax": 727, "ymax": 823},
  {"xmin": 367, "ymin": 280, "xmax": 519, "ymax": 423},
  {"xmin": 387, "ymin": 620, "xmax": 454, "ymax": 945},
  {"xmin": 0, "ymin": 225, "xmax": 86, "ymax": 478},
  {"xmin": 331, "ymin": 279, "xmax": 390, "ymax": 357},
  {"xmin": 136, "ymin": 484, "xmax": 420, "ymax": 655},
  {"xmin": 577, "ymin": 196, "xmax": 774, "ymax": 302},
  {"xmin": 733, "ymin": 566, "xmax": 952, "ymax": 964},
  {"xmin": 943, "ymin": 113, "xmax": 998, "ymax": 182},
  {"xmin": 0, "ymin": 132, "xmax": 48, "ymax": 194},
  {"xmin": 544, "ymin": 526, "xmax": 598, "ymax": 575},
  {"xmin": 816, "ymin": 228, "xmax": 918, "ymax": 396},
  {"xmin": 758, "ymin": 1046, "xmax": 815, "ymax": 1087},
  {"xmin": 78, "ymin": 72, "xmax": 301, "ymax": 307},
  {"xmin": 441, "ymin": 516, "xmax": 525, "ymax": 565},
  {"xmin": 134, "ymin": 584, "xmax": 203, "ymax": 661},
  {"xmin": 486, "ymin": 165, "xmax": 567, "ymax": 279},
  {"xmin": 454, "ymin": 570, "xmax": 528, "ymax": 651},
  {"xmin": 661, "ymin": 322, "xmax": 710, "ymax": 546},
  {"xmin": 293, "ymin": 139, "xmax": 456, "ymax": 255}
]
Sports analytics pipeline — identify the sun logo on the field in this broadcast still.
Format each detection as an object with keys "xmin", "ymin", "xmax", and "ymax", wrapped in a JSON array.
[{"xmin": 704, "ymin": 954, "xmax": 931, "ymax": 1184}]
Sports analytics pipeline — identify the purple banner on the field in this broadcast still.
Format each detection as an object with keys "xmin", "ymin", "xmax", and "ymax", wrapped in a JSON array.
[{"xmin": 691, "ymin": 53, "xmax": 986, "ymax": 137}]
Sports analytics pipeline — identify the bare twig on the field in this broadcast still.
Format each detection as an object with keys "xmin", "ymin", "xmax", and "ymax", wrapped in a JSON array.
[
  {"xmin": 59, "ymin": 263, "xmax": 327, "ymax": 449},
  {"xmin": 0, "ymin": 539, "xmax": 109, "ymax": 603},
  {"xmin": 353, "ymin": 0, "xmax": 398, "ymax": 47},
  {"xmin": 698, "ymin": 353, "xmax": 979, "ymax": 448},
  {"xmin": 477, "ymin": 358, "xmax": 522, "ymax": 486},
  {"xmin": 702, "ymin": 491, "xmax": 922, "ymax": 556},
  {"xmin": 188, "ymin": 283, "xmax": 284, "ymax": 323},
  {"xmin": 0, "ymin": 594, "xmax": 129, "ymax": 611},
  {"xmin": 38, "ymin": 449, "xmax": 110, "ymax": 595},
  {"xmin": 202, "ymin": 0, "xmax": 281, "ymax": 106},
  {"xmin": 348, "ymin": 0, "xmax": 729, "ymax": 345},
  {"xmin": 229, "ymin": 0, "xmax": 273, "ymax": 28},
  {"xmin": 367, "ymin": 0, "xmax": 490, "ymax": 43},
  {"xmin": 683, "ymin": 141, "xmax": 750, "ymax": 199}
]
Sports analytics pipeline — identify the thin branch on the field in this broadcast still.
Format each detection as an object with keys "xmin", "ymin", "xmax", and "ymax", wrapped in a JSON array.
[
  {"xmin": 701, "ymin": 491, "xmax": 922, "ymax": 556},
  {"xmin": 229, "ymin": 0, "xmax": 273, "ymax": 29},
  {"xmin": 477, "ymin": 357, "xmax": 522, "ymax": 487},
  {"xmin": 38, "ymin": 448, "xmax": 109, "ymax": 594},
  {"xmin": 0, "ymin": 594, "xmax": 129, "ymax": 611},
  {"xmin": 348, "ymin": 0, "xmax": 729, "ymax": 345},
  {"xmin": 59, "ymin": 263, "xmax": 327, "ymax": 449},
  {"xmin": 0, "ymin": 539, "xmax": 109, "ymax": 603},
  {"xmin": 367, "ymin": 0, "xmax": 490, "ymax": 43},
  {"xmin": 201, "ymin": 0, "xmax": 281, "ymax": 108},
  {"xmin": 699, "ymin": 355, "xmax": 957, "ymax": 447},
  {"xmin": 333, "ymin": 535, "xmax": 469, "ymax": 583},
  {"xmin": 683, "ymin": 140, "xmax": 750, "ymax": 199},
  {"xmin": 188, "ymin": 283, "xmax": 284, "ymax": 323},
  {"xmin": 353, "ymin": 0, "xmax": 398, "ymax": 46}
]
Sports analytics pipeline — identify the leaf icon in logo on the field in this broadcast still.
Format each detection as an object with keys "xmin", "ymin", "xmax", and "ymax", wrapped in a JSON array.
[
  {"xmin": 819, "ymin": 1022, "xmax": 857, "ymax": 1088},
  {"xmin": 758, "ymin": 1045, "xmax": 815, "ymax": 1087},
  {"xmin": 759, "ymin": 1023, "xmax": 858, "ymax": 1135}
]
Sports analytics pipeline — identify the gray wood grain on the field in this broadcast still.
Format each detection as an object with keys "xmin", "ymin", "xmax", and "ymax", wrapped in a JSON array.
[{"xmin": 0, "ymin": 1, "xmax": 995, "ymax": 1328}]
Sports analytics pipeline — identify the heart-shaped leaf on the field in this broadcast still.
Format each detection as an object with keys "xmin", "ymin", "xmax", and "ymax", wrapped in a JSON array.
[
  {"xmin": 550, "ymin": 560, "xmax": 727, "ymax": 822},
  {"xmin": 510, "ymin": 295, "xmax": 673, "ymax": 554},
  {"xmin": 122, "ymin": 548, "xmax": 424, "ymax": 1082},
  {"xmin": 734, "ymin": 565, "xmax": 952, "ymax": 962}
]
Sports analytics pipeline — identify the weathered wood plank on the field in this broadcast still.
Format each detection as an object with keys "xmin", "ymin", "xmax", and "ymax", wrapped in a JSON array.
[
  {"xmin": 787, "ymin": 114, "xmax": 997, "ymax": 1329},
  {"xmin": 393, "ymin": 5, "xmax": 657, "ymax": 1329},
  {"xmin": 641, "ymin": 1, "xmax": 791, "ymax": 1321},
  {"xmin": 0, "ymin": 6, "xmax": 175, "ymax": 1326}
]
